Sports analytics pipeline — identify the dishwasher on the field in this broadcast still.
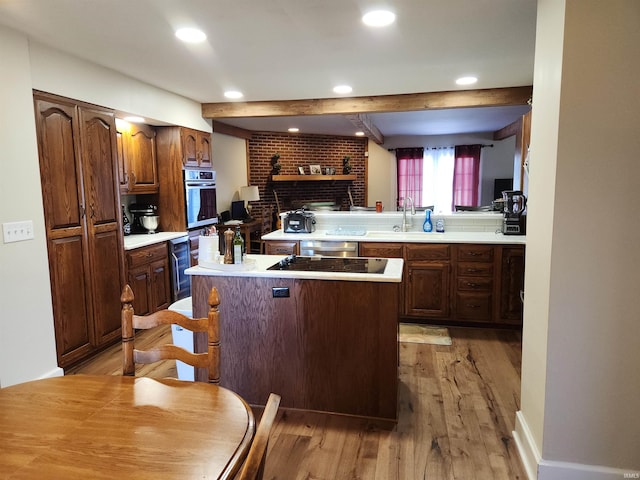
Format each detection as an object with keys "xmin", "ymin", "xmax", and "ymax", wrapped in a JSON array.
[{"xmin": 299, "ymin": 240, "xmax": 359, "ymax": 257}]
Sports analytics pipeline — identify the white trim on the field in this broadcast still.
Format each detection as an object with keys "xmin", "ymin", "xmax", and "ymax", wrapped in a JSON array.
[
  {"xmin": 538, "ymin": 460, "xmax": 639, "ymax": 480},
  {"xmin": 38, "ymin": 367, "xmax": 64, "ymax": 379},
  {"xmin": 513, "ymin": 410, "xmax": 541, "ymax": 480}
]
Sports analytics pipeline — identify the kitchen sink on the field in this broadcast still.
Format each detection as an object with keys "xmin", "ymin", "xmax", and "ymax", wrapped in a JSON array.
[{"xmin": 365, "ymin": 231, "xmax": 444, "ymax": 239}]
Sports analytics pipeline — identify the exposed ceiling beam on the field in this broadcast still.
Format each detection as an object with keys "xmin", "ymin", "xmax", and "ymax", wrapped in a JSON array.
[
  {"xmin": 201, "ymin": 86, "xmax": 532, "ymax": 118},
  {"xmin": 343, "ymin": 113, "xmax": 384, "ymax": 145}
]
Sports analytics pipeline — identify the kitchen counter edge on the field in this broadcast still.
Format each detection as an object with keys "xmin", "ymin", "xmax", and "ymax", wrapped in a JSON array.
[
  {"xmin": 186, "ymin": 254, "xmax": 403, "ymax": 283},
  {"xmin": 123, "ymin": 231, "xmax": 188, "ymax": 250}
]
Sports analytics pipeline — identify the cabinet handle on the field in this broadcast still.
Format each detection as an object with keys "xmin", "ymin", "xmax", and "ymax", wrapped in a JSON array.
[
  {"xmin": 89, "ymin": 203, "xmax": 95, "ymax": 219},
  {"xmin": 466, "ymin": 304, "xmax": 480, "ymax": 309},
  {"xmin": 466, "ymin": 282, "xmax": 479, "ymax": 288},
  {"xmin": 466, "ymin": 268, "xmax": 480, "ymax": 273},
  {"xmin": 80, "ymin": 204, "xmax": 86, "ymax": 218}
]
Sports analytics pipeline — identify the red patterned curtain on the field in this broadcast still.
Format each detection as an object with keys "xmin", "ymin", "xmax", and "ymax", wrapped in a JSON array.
[
  {"xmin": 452, "ymin": 145, "xmax": 481, "ymax": 208},
  {"xmin": 396, "ymin": 147, "xmax": 424, "ymax": 208}
]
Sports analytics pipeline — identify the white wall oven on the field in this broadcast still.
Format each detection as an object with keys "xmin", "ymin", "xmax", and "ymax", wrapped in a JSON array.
[{"xmin": 184, "ymin": 169, "xmax": 218, "ymax": 229}]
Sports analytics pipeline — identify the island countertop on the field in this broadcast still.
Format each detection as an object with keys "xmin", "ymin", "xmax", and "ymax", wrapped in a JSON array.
[{"xmin": 186, "ymin": 254, "xmax": 403, "ymax": 283}]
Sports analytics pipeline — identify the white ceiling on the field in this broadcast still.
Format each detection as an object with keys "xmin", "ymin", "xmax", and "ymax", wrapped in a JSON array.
[{"xmin": 0, "ymin": 0, "xmax": 537, "ymax": 137}]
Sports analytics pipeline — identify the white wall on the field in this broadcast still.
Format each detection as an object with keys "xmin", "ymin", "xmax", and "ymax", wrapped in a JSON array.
[
  {"xmin": 0, "ymin": 27, "xmax": 60, "ymax": 386},
  {"xmin": 0, "ymin": 28, "xmax": 213, "ymax": 387},
  {"xmin": 517, "ymin": 1, "xmax": 640, "ymax": 478},
  {"xmin": 366, "ymin": 141, "xmax": 396, "ymax": 210},
  {"xmin": 211, "ymin": 132, "xmax": 249, "ymax": 213}
]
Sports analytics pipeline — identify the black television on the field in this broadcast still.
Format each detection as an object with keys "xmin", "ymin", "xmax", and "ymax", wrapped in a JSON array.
[{"xmin": 231, "ymin": 200, "xmax": 247, "ymax": 220}]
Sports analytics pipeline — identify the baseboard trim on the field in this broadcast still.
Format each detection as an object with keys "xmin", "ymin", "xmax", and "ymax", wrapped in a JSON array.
[
  {"xmin": 38, "ymin": 366, "xmax": 64, "ymax": 379},
  {"xmin": 514, "ymin": 410, "xmax": 640, "ymax": 480},
  {"xmin": 538, "ymin": 460, "xmax": 639, "ymax": 480},
  {"xmin": 513, "ymin": 410, "xmax": 540, "ymax": 480}
]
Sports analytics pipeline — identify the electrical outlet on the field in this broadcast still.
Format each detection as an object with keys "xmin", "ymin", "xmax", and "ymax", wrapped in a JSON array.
[{"xmin": 2, "ymin": 220, "xmax": 35, "ymax": 243}]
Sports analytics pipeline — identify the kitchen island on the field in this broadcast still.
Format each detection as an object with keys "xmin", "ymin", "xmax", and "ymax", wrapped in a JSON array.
[{"xmin": 187, "ymin": 255, "xmax": 403, "ymax": 421}]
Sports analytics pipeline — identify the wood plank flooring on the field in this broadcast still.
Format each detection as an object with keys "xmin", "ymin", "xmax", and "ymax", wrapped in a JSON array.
[{"xmin": 68, "ymin": 325, "xmax": 526, "ymax": 480}]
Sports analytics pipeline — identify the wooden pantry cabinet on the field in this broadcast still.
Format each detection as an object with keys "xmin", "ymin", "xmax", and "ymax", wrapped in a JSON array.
[
  {"xmin": 34, "ymin": 92, "xmax": 126, "ymax": 368},
  {"xmin": 125, "ymin": 243, "xmax": 171, "ymax": 316},
  {"xmin": 359, "ymin": 241, "xmax": 525, "ymax": 327},
  {"xmin": 116, "ymin": 121, "xmax": 159, "ymax": 194}
]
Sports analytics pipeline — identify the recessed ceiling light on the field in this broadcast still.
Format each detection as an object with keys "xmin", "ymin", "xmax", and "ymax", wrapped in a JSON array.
[
  {"xmin": 288, "ymin": 127, "xmax": 299, "ymax": 133},
  {"xmin": 333, "ymin": 85, "xmax": 353, "ymax": 94},
  {"xmin": 355, "ymin": 131, "xmax": 365, "ymax": 137},
  {"xmin": 455, "ymin": 76, "xmax": 478, "ymax": 86},
  {"xmin": 362, "ymin": 10, "xmax": 396, "ymax": 27},
  {"xmin": 123, "ymin": 116, "xmax": 145, "ymax": 123},
  {"xmin": 175, "ymin": 27, "xmax": 207, "ymax": 44},
  {"xmin": 224, "ymin": 90, "xmax": 244, "ymax": 99}
]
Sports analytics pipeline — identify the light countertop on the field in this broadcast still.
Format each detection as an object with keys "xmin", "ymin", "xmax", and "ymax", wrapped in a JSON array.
[
  {"xmin": 123, "ymin": 231, "xmax": 188, "ymax": 250},
  {"xmin": 262, "ymin": 229, "xmax": 526, "ymax": 245},
  {"xmin": 186, "ymin": 254, "xmax": 404, "ymax": 283}
]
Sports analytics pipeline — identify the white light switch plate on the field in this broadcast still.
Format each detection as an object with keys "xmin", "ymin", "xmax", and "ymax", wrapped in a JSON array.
[{"xmin": 2, "ymin": 221, "xmax": 35, "ymax": 243}]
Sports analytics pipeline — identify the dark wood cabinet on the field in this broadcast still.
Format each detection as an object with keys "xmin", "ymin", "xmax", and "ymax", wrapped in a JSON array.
[
  {"xmin": 34, "ymin": 92, "xmax": 126, "ymax": 368},
  {"xmin": 496, "ymin": 246, "xmax": 525, "ymax": 325},
  {"xmin": 116, "ymin": 122, "xmax": 159, "ymax": 194},
  {"xmin": 125, "ymin": 243, "xmax": 171, "ymax": 315},
  {"xmin": 156, "ymin": 127, "xmax": 212, "ymax": 232},
  {"xmin": 359, "ymin": 241, "xmax": 525, "ymax": 327},
  {"xmin": 179, "ymin": 128, "xmax": 212, "ymax": 168},
  {"xmin": 264, "ymin": 240, "xmax": 299, "ymax": 255}
]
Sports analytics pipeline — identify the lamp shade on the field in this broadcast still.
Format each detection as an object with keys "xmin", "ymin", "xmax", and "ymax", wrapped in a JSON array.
[{"xmin": 240, "ymin": 185, "xmax": 260, "ymax": 202}]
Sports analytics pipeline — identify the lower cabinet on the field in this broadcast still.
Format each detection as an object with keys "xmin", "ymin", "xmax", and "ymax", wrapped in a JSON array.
[
  {"xmin": 126, "ymin": 243, "xmax": 171, "ymax": 315},
  {"xmin": 359, "ymin": 242, "xmax": 525, "ymax": 326}
]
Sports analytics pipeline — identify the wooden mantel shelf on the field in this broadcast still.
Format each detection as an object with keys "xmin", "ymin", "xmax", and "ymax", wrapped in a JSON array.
[{"xmin": 272, "ymin": 174, "xmax": 356, "ymax": 182}]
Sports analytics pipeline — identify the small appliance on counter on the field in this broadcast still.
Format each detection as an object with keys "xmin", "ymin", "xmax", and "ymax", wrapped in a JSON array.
[
  {"xmin": 129, "ymin": 203, "xmax": 159, "ymax": 234},
  {"xmin": 501, "ymin": 190, "xmax": 527, "ymax": 235},
  {"xmin": 283, "ymin": 209, "xmax": 316, "ymax": 233}
]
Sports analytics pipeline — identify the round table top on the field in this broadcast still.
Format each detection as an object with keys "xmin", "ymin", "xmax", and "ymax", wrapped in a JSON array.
[{"xmin": 0, "ymin": 375, "xmax": 255, "ymax": 479}]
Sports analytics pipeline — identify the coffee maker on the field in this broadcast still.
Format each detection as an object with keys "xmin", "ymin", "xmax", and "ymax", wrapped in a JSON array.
[
  {"xmin": 501, "ymin": 190, "xmax": 527, "ymax": 235},
  {"xmin": 128, "ymin": 203, "xmax": 158, "ymax": 234}
]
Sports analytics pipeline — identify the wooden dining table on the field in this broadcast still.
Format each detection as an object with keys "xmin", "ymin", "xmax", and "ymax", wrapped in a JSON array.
[{"xmin": 0, "ymin": 375, "xmax": 255, "ymax": 479}]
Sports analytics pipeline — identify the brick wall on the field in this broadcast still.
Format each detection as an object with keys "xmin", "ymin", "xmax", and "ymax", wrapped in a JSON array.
[{"xmin": 247, "ymin": 132, "xmax": 366, "ymax": 215}]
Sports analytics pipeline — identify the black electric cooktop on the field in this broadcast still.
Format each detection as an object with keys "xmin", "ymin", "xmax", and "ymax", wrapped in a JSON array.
[{"xmin": 267, "ymin": 255, "xmax": 388, "ymax": 274}]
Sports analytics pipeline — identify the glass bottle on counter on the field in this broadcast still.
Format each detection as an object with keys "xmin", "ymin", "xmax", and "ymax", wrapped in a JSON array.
[
  {"xmin": 233, "ymin": 227, "xmax": 244, "ymax": 264},
  {"xmin": 122, "ymin": 205, "xmax": 131, "ymax": 236}
]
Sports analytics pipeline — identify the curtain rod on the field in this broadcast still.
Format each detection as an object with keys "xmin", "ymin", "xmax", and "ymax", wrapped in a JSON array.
[{"xmin": 387, "ymin": 144, "xmax": 494, "ymax": 151}]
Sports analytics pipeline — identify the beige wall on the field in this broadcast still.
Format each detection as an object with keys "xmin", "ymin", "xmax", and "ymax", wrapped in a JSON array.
[
  {"xmin": 518, "ymin": 1, "xmax": 640, "ymax": 477},
  {"xmin": 366, "ymin": 141, "xmax": 396, "ymax": 210}
]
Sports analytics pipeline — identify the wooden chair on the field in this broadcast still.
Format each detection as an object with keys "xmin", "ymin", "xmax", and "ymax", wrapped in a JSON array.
[
  {"xmin": 121, "ymin": 284, "xmax": 221, "ymax": 383},
  {"xmin": 249, "ymin": 205, "xmax": 273, "ymax": 254},
  {"xmin": 236, "ymin": 393, "xmax": 281, "ymax": 480}
]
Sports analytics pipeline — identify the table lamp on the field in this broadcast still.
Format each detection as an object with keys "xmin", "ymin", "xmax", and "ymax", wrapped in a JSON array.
[{"xmin": 240, "ymin": 185, "xmax": 260, "ymax": 219}]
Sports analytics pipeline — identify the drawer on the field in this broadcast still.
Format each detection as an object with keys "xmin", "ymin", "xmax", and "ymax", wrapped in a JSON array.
[
  {"xmin": 457, "ymin": 262, "xmax": 493, "ymax": 277},
  {"xmin": 457, "ymin": 276, "xmax": 493, "ymax": 291},
  {"xmin": 126, "ymin": 242, "xmax": 168, "ymax": 269},
  {"xmin": 456, "ymin": 292, "xmax": 492, "ymax": 320},
  {"xmin": 406, "ymin": 243, "xmax": 450, "ymax": 261},
  {"xmin": 359, "ymin": 242, "xmax": 403, "ymax": 258},
  {"xmin": 457, "ymin": 244, "xmax": 494, "ymax": 262}
]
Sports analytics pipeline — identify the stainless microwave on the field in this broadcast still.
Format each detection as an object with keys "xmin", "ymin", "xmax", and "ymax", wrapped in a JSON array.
[{"xmin": 184, "ymin": 169, "xmax": 218, "ymax": 229}]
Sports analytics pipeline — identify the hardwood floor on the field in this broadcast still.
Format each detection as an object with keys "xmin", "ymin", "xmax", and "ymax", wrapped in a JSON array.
[{"xmin": 68, "ymin": 325, "xmax": 526, "ymax": 480}]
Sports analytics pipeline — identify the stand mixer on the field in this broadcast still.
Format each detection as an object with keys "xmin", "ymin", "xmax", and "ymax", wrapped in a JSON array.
[
  {"xmin": 501, "ymin": 190, "xmax": 527, "ymax": 235},
  {"xmin": 129, "ymin": 203, "xmax": 159, "ymax": 234}
]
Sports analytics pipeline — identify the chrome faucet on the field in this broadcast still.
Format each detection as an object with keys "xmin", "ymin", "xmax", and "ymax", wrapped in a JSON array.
[{"xmin": 401, "ymin": 196, "xmax": 415, "ymax": 232}]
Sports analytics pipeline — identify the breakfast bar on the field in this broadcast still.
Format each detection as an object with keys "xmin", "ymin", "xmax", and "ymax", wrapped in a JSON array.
[{"xmin": 187, "ymin": 255, "xmax": 403, "ymax": 421}]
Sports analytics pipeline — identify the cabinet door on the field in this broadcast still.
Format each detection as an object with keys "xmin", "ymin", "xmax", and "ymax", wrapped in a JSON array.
[
  {"xmin": 128, "ymin": 265, "xmax": 151, "ymax": 316},
  {"xmin": 405, "ymin": 262, "xmax": 451, "ymax": 318},
  {"xmin": 497, "ymin": 246, "xmax": 525, "ymax": 325},
  {"xmin": 78, "ymin": 106, "xmax": 126, "ymax": 346},
  {"xmin": 150, "ymin": 258, "xmax": 171, "ymax": 312},
  {"xmin": 34, "ymin": 97, "xmax": 94, "ymax": 367},
  {"xmin": 180, "ymin": 128, "xmax": 198, "ymax": 167},
  {"xmin": 127, "ymin": 123, "xmax": 158, "ymax": 193},
  {"xmin": 197, "ymin": 131, "xmax": 212, "ymax": 168},
  {"xmin": 116, "ymin": 128, "xmax": 129, "ymax": 191}
]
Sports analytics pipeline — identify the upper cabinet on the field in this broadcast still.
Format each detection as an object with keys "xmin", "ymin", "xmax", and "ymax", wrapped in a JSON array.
[
  {"xmin": 180, "ymin": 128, "xmax": 212, "ymax": 168},
  {"xmin": 116, "ymin": 121, "xmax": 159, "ymax": 194}
]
